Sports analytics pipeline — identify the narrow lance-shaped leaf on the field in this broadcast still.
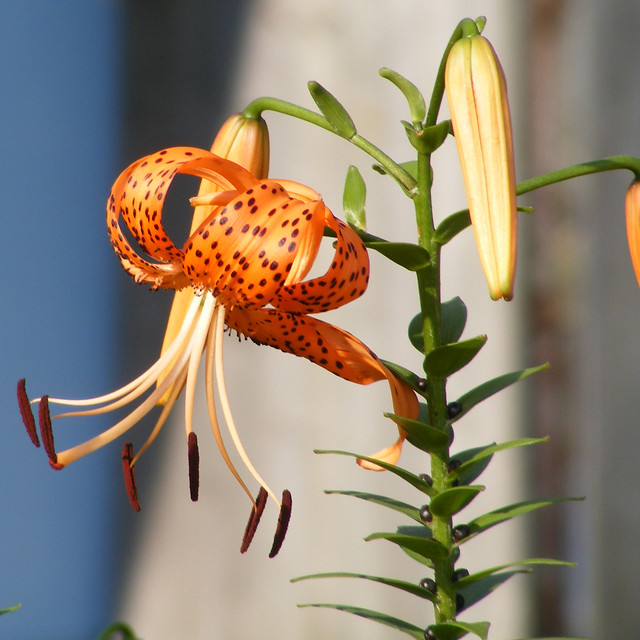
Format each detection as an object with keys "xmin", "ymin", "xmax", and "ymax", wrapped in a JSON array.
[
  {"xmin": 365, "ymin": 240, "xmax": 430, "ymax": 270},
  {"xmin": 427, "ymin": 620, "xmax": 491, "ymax": 640},
  {"xmin": 325, "ymin": 490, "xmax": 422, "ymax": 523},
  {"xmin": 343, "ymin": 165, "xmax": 367, "ymax": 231},
  {"xmin": 298, "ymin": 604, "xmax": 425, "ymax": 639},
  {"xmin": 429, "ymin": 485, "xmax": 485, "ymax": 517},
  {"xmin": 292, "ymin": 571, "xmax": 437, "ymax": 602},
  {"xmin": 451, "ymin": 363, "xmax": 550, "ymax": 422},
  {"xmin": 380, "ymin": 359, "xmax": 425, "ymax": 393},
  {"xmin": 365, "ymin": 531, "xmax": 448, "ymax": 565},
  {"xmin": 386, "ymin": 412, "xmax": 450, "ymax": 453},
  {"xmin": 457, "ymin": 570, "xmax": 530, "ymax": 612},
  {"xmin": 456, "ymin": 557, "xmax": 576, "ymax": 589},
  {"xmin": 465, "ymin": 497, "xmax": 584, "ymax": 540},
  {"xmin": 315, "ymin": 450, "xmax": 436, "ymax": 496},
  {"xmin": 424, "ymin": 335, "xmax": 487, "ymax": 378},
  {"xmin": 0, "ymin": 604, "xmax": 20, "ymax": 616},
  {"xmin": 449, "ymin": 437, "xmax": 549, "ymax": 485}
]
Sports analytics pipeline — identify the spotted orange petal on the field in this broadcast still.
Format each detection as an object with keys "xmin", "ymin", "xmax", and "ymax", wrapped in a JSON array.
[
  {"xmin": 182, "ymin": 180, "xmax": 325, "ymax": 308},
  {"xmin": 107, "ymin": 147, "xmax": 257, "ymax": 289},
  {"xmin": 226, "ymin": 307, "xmax": 419, "ymax": 421},
  {"xmin": 274, "ymin": 205, "xmax": 370, "ymax": 314}
]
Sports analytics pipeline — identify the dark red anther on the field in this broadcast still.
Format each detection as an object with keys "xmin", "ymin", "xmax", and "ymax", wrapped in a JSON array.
[
  {"xmin": 269, "ymin": 489, "xmax": 292, "ymax": 558},
  {"xmin": 122, "ymin": 442, "xmax": 141, "ymax": 512},
  {"xmin": 38, "ymin": 396, "xmax": 57, "ymax": 464},
  {"xmin": 240, "ymin": 487, "xmax": 268, "ymax": 553},
  {"xmin": 187, "ymin": 431, "xmax": 199, "ymax": 502},
  {"xmin": 17, "ymin": 379, "xmax": 39, "ymax": 448}
]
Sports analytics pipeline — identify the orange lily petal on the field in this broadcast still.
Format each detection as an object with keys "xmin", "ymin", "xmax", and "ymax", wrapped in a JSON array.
[
  {"xmin": 107, "ymin": 147, "xmax": 257, "ymax": 289},
  {"xmin": 182, "ymin": 180, "xmax": 325, "ymax": 308},
  {"xmin": 226, "ymin": 307, "xmax": 418, "ymax": 460},
  {"xmin": 272, "ymin": 182, "xmax": 370, "ymax": 314},
  {"xmin": 626, "ymin": 180, "xmax": 640, "ymax": 288}
]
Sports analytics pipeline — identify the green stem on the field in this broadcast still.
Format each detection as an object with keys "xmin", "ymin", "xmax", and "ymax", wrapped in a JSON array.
[
  {"xmin": 517, "ymin": 155, "xmax": 640, "ymax": 193},
  {"xmin": 414, "ymin": 147, "xmax": 457, "ymax": 625},
  {"xmin": 243, "ymin": 97, "xmax": 416, "ymax": 192},
  {"xmin": 435, "ymin": 155, "xmax": 640, "ymax": 246},
  {"xmin": 425, "ymin": 18, "xmax": 476, "ymax": 127}
]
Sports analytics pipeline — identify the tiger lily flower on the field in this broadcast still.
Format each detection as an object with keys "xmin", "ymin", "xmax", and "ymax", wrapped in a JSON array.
[
  {"xmin": 18, "ymin": 143, "xmax": 418, "ymax": 556},
  {"xmin": 626, "ymin": 180, "xmax": 640, "ymax": 288},
  {"xmin": 445, "ymin": 33, "xmax": 517, "ymax": 301}
]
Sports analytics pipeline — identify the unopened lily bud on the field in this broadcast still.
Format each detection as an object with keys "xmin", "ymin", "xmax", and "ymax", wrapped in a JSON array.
[
  {"xmin": 445, "ymin": 34, "xmax": 517, "ymax": 301},
  {"xmin": 159, "ymin": 113, "xmax": 270, "ymax": 400},
  {"xmin": 625, "ymin": 180, "xmax": 640, "ymax": 288}
]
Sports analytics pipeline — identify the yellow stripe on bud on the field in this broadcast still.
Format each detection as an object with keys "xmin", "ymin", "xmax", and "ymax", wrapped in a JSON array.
[
  {"xmin": 445, "ymin": 34, "xmax": 517, "ymax": 301},
  {"xmin": 158, "ymin": 114, "xmax": 270, "ymax": 403}
]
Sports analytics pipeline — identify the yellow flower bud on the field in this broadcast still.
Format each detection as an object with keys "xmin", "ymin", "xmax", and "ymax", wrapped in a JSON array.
[
  {"xmin": 445, "ymin": 34, "xmax": 517, "ymax": 301},
  {"xmin": 625, "ymin": 180, "xmax": 640, "ymax": 288},
  {"xmin": 159, "ymin": 114, "xmax": 270, "ymax": 400}
]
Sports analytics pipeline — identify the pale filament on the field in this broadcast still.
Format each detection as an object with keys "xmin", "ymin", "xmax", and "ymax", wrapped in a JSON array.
[
  {"xmin": 212, "ymin": 303, "xmax": 281, "ymax": 508},
  {"xmin": 204, "ymin": 300, "xmax": 256, "ymax": 505},
  {"xmin": 55, "ymin": 297, "xmax": 211, "ymax": 466},
  {"xmin": 42, "ymin": 295, "xmax": 203, "ymax": 414}
]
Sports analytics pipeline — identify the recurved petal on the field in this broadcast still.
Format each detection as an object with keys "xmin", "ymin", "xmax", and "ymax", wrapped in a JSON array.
[
  {"xmin": 226, "ymin": 306, "xmax": 418, "ymax": 418},
  {"xmin": 107, "ymin": 147, "xmax": 257, "ymax": 289},
  {"xmin": 273, "ymin": 204, "xmax": 370, "ymax": 313},
  {"xmin": 182, "ymin": 180, "xmax": 325, "ymax": 308}
]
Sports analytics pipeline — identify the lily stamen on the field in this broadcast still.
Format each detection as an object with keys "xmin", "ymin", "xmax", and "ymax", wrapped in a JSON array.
[{"xmin": 213, "ymin": 302, "xmax": 281, "ymax": 509}]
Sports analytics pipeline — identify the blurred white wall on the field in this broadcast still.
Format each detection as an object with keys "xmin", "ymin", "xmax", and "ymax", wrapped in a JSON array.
[{"xmin": 118, "ymin": 3, "xmax": 532, "ymax": 639}]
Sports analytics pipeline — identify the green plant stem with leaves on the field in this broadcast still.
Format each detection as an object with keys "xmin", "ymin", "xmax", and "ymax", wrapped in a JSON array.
[{"xmin": 243, "ymin": 17, "xmax": 640, "ymax": 640}]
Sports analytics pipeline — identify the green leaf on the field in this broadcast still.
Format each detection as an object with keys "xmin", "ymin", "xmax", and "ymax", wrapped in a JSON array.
[
  {"xmin": 441, "ymin": 296, "xmax": 467, "ymax": 344},
  {"xmin": 467, "ymin": 497, "xmax": 584, "ymax": 539},
  {"xmin": 380, "ymin": 359, "xmax": 425, "ymax": 393},
  {"xmin": 308, "ymin": 81, "xmax": 357, "ymax": 138},
  {"xmin": 325, "ymin": 490, "xmax": 422, "ymax": 523},
  {"xmin": 379, "ymin": 67, "xmax": 426, "ymax": 125},
  {"xmin": 365, "ymin": 240, "xmax": 430, "ymax": 270},
  {"xmin": 315, "ymin": 449, "xmax": 436, "ymax": 496},
  {"xmin": 424, "ymin": 335, "xmax": 487, "ymax": 378},
  {"xmin": 385, "ymin": 413, "xmax": 450, "ymax": 452},
  {"xmin": 365, "ymin": 532, "xmax": 448, "ymax": 566},
  {"xmin": 429, "ymin": 485, "xmax": 485, "ymax": 517},
  {"xmin": 408, "ymin": 312, "xmax": 425, "ymax": 353},
  {"xmin": 449, "ymin": 438, "xmax": 549, "ymax": 485},
  {"xmin": 343, "ymin": 165, "xmax": 367, "ymax": 231},
  {"xmin": 434, "ymin": 209, "xmax": 471, "ymax": 245},
  {"xmin": 298, "ymin": 603, "xmax": 425, "ymax": 639},
  {"xmin": 458, "ymin": 570, "xmax": 529, "ymax": 612},
  {"xmin": 400, "ymin": 160, "xmax": 419, "ymax": 181},
  {"xmin": 427, "ymin": 620, "xmax": 490, "ymax": 640},
  {"xmin": 0, "ymin": 604, "xmax": 20, "ymax": 616},
  {"xmin": 292, "ymin": 571, "xmax": 436, "ymax": 602},
  {"xmin": 452, "ymin": 363, "xmax": 549, "ymax": 421},
  {"xmin": 456, "ymin": 558, "xmax": 576, "ymax": 589}
]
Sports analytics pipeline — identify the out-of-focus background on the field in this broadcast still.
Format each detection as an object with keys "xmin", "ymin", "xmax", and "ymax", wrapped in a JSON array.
[{"xmin": 2, "ymin": 1, "xmax": 639, "ymax": 638}]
